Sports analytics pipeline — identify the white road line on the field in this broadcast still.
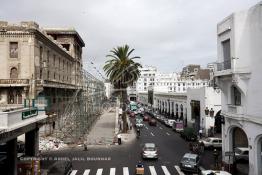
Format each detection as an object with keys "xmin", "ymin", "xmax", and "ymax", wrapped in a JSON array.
[
  {"xmin": 174, "ymin": 165, "xmax": 185, "ymax": 175},
  {"xmin": 96, "ymin": 168, "xmax": 103, "ymax": 175},
  {"xmin": 123, "ymin": 167, "xmax": 129, "ymax": 175},
  {"xmin": 83, "ymin": 169, "xmax": 90, "ymax": 175},
  {"xmin": 159, "ymin": 127, "xmax": 163, "ymax": 130},
  {"xmin": 161, "ymin": 166, "xmax": 171, "ymax": 175},
  {"xmin": 70, "ymin": 170, "xmax": 77, "ymax": 175},
  {"xmin": 149, "ymin": 166, "xmax": 157, "ymax": 175},
  {"xmin": 110, "ymin": 168, "xmax": 116, "ymax": 175},
  {"xmin": 145, "ymin": 126, "xmax": 148, "ymax": 130},
  {"xmin": 151, "ymin": 132, "xmax": 155, "ymax": 136},
  {"xmin": 166, "ymin": 132, "xmax": 170, "ymax": 135}
]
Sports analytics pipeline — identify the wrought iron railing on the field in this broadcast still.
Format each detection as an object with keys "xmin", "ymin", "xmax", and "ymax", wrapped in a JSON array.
[{"xmin": 216, "ymin": 60, "xmax": 231, "ymax": 71}]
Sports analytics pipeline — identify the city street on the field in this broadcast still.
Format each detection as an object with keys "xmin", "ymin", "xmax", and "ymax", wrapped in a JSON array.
[{"xmin": 42, "ymin": 113, "xmax": 217, "ymax": 175}]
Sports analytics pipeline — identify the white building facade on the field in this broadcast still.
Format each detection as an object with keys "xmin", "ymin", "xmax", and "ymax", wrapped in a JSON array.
[
  {"xmin": 214, "ymin": 2, "xmax": 262, "ymax": 174},
  {"xmin": 186, "ymin": 87, "xmax": 221, "ymax": 136}
]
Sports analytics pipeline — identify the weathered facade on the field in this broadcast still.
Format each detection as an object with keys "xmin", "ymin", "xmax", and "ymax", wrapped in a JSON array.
[{"xmin": 0, "ymin": 21, "xmax": 85, "ymax": 114}]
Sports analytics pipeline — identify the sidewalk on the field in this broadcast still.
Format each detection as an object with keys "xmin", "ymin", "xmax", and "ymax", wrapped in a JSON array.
[
  {"xmin": 85, "ymin": 108, "xmax": 116, "ymax": 146},
  {"xmin": 85, "ymin": 106, "xmax": 136, "ymax": 147}
]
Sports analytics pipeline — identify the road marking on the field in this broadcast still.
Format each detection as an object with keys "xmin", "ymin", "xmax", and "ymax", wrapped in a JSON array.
[
  {"xmin": 145, "ymin": 126, "xmax": 148, "ymax": 130},
  {"xmin": 123, "ymin": 167, "xmax": 129, "ymax": 175},
  {"xmin": 70, "ymin": 170, "xmax": 77, "ymax": 175},
  {"xmin": 159, "ymin": 127, "xmax": 163, "ymax": 130},
  {"xmin": 166, "ymin": 132, "xmax": 170, "ymax": 135},
  {"xmin": 174, "ymin": 165, "xmax": 185, "ymax": 175},
  {"xmin": 110, "ymin": 168, "xmax": 116, "ymax": 175},
  {"xmin": 83, "ymin": 169, "xmax": 90, "ymax": 175},
  {"xmin": 161, "ymin": 166, "xmax": 171, "ymax": 175},
  {"xmin": 96, "ymin": 168, "xmax": 103, "ymax": 175},
  {"xmin": 149, "ymin": 166, "xmax": 157, "ymax": 175},
  {"xmin": 151, "ymin": 132, "xmax": 155, "ymax": 136}
]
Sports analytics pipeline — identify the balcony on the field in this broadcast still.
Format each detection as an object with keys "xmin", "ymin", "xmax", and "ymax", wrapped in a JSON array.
[
  {"xmin": 217, "ymin": 60, "xmax": 231, "ymax": 71},
  {"xmin": 0, "ymin": 107, "xmax": 47, "ymax": 130},
  {"xmin": 227, "ymin": 104, "xmax": 244, "ymax": 115},
  {"xmin": 0, "ymin": 79, "xmax": 29, "ymax": 87},
  {"xmin": 214, "ymin": 60, "xmax": 233, "ymax": 77}
]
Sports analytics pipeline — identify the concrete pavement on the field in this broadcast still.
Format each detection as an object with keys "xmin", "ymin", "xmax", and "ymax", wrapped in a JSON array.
[{"xmin": 85, "ymin": 106, "xmax": 136, "ymax": 147}]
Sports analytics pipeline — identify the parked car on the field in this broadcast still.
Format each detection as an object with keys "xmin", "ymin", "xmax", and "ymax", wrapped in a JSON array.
[
  {"xmin": 172, "ymin": 120, "xmax": 184, "ymax": 132},
  {"xmin": 201, "ymin": 170, "xmax": 232, "ymax": 175},
  {"xmin": 180, "ymin": 127, "xmax": 197, "ymax": 141},
  {"xmin": 143, "ymin": 115, "xmax": 149, "ymax": 121},
  {"xmin": 234, "ymin": 147, "xmax": 249, "ymax": 162},
  {"xmin": 149, "ymin": 118, "xmax": 157, "ymax": 126},
  {"xmin": 165, "ymin": 119, "xmax": 176, "ymax": 127},
  {"xmin": 48, "ymin": 160, "xmax": 73, "ymax": 175},
  {"xmin": 198, "ymin": 137, "xmax": 222, "ymax": 149},
  {"xmin": 141, "ymin": 143, "xmax": 158, "ymax": 159},
  {"xmin": 180, "ymin": 153, "xmax": 200, "ymax": 173}
]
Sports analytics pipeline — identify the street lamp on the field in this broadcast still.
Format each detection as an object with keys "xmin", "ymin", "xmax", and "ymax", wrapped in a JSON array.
[{"xmin": 205, "ymin": 107, "xmax": 209, "ymax": 115}]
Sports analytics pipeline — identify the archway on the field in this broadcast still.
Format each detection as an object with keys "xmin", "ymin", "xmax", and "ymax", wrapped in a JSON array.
[
  {"xmin": 229, "ymin": 127, "xmax": 249, "ymax": 175},
  {"xmin": 214, "ymin": 110, "xmax": 222, "ymax": 134},
  {"xmin": 256, "ymin": 136, "xmax": 262, "ymax": 175}
]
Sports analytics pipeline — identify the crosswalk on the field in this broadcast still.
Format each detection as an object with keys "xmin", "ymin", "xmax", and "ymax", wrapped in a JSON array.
[{"xmin": 69, "ymin": 165, "xmax": 187, "ymax": 175}]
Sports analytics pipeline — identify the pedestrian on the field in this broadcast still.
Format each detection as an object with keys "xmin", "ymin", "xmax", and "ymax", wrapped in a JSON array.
[
  {"xmin": 199, "ymin": 129, "xmax": 203, "ymax": 139},
  {"xmin": 117, "ymin": 134, "xmax": 122, "ymax": 145}
]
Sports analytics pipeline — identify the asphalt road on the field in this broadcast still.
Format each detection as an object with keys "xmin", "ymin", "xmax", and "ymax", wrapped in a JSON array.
[{"xmin": 42, "ymin": 115, "xmax": 214, "ymax": 175}]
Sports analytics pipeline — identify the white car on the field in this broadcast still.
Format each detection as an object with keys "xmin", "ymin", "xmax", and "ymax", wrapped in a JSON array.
[
  {"xmin": 198, "ymin": 137, "xmax": 222, "ymax": 148},
  {"xmin": 166, "ymin": 119, "xmax": 176, "ymax": 127},
  {"xmin": 142, "ymin": 143, "xmax": 158, "ymax": 159},
  {"xmin": 201, "ymin": 170, "xmax": 232, "ymax": 175},
  {"xmin": 234, "ymin": 147, "xmax": 249, "ymax": 162}
]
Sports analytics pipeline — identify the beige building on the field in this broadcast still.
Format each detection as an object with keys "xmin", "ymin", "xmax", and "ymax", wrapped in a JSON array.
[{"xmin": 0, "ymin": 21, "xmax": 85, "ymax": 113}]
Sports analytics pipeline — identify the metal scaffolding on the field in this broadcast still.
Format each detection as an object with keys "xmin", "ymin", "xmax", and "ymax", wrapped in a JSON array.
[{"xmin": 54, "ymin": 69, "xmax": 106, "ymax": 144}]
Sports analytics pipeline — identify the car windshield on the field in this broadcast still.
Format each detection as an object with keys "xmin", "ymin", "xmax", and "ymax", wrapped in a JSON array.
[
  {"xmin": 205, "ymin": 138, "xmax": 211, "ymax": 142},
  {"xmin": 182, "ymin": 157, "xmax": 196, "ymax": 163},
  {"xmin": 235, "ymin": 148, "xmax": 245, "ymax": 154},
  {"xmin": 144, "ymin": 146, "xmax": 156, "ymax": 151}
]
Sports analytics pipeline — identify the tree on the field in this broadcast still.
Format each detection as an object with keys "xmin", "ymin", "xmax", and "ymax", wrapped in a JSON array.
[{"xmin": 103, "ymin": 44, "xmax": 142, "ymax": 132}]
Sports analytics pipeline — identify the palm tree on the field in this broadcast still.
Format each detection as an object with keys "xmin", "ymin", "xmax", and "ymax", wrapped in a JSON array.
[{"xmin": 103, "ymin": 44, "xmax": 142, "ymax": 132}]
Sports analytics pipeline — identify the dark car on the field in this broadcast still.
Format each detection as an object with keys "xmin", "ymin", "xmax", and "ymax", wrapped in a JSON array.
[
  {"xmin": 180, "ymin": 153, "xmax": 200, "ymax": 173},
  {"xmin": 180, "ymin": 127, "xmax": 197, "ymax": 141},
  {"xmin": 143, "ymin": 115, "xmax": 149, "ymax": 121},
  {"xmin": 149, "ymin": 118, "xmax": 157, "ymax": 126},
  {"xmin": 48, "ymin": 160, "xmax": 73, "ymax": 175}
]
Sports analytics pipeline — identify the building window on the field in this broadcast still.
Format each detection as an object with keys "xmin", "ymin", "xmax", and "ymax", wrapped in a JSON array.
[
  {"xmin": 10, "ymin": 42, "xmax": 18, "ymax": 58},
  {"xmin": 222, "ymin": 39, "xmax": 231, "ymax": 69},
  {"xmin": 47, "ymin": 50, "xmax": 50, "ymax": 66},
  {"xmin": 10, "ymin": 67, "xmax": 18, "ymax": 79},
  {"xmin": 232, "ymin": 86, "xmax": 241, "ymax": 106}
]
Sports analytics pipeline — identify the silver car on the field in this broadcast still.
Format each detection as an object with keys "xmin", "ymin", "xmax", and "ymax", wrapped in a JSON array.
[
  {"xmin": 180, "ymin": 153, "xmax": 200, "ymax": 173},
  {"xmin": 142, "ymin": 143, "xmax": 158, "ymax": 159}
]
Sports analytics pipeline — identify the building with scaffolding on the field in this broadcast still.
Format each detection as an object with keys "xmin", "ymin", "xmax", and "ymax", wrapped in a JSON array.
[{"xmin": 0, "ymin": 21, "xmax": 105, "ymax": 174}]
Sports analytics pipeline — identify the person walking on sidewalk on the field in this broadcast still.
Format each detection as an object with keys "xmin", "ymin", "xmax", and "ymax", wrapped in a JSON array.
[{"xmin": 117, "ymin": 134, "xmax": 122, "ymax": 145}]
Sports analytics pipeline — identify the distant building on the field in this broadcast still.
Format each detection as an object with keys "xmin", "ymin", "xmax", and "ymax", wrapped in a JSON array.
[
  {"xmin": 214, "ymin": 2, "xmax": 262, "ymax": 174},
  {"xmin": 104, "ymin": 80, "xmax": 113, "ymax": 99}
]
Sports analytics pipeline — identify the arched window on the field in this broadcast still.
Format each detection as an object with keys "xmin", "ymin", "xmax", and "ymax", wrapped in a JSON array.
[{"xmin": 10, "ymin": 67, "xmax": 18, "ymax": 79}]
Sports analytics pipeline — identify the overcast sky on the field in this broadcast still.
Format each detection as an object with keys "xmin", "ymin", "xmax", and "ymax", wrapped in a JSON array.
[{"xmin": 1, "ymin": 0, "xmax": 260, "ymax": 79}]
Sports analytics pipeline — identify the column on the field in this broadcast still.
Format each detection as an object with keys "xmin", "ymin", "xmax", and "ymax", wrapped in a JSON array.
[
  {"xmin": 25, "ymin": 128, "xmax": 39, "ymax": 156},
  {"xmin": 7, "ymin": 138, "xmax": 17, "ymax": 175}
]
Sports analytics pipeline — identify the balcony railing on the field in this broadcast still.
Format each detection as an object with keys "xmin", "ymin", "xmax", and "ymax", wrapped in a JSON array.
[{"xmin": 216, "ymin": 60, "xmax": 231, "ymax": 71}]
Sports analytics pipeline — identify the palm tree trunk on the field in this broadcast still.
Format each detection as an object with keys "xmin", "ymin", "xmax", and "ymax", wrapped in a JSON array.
[{"xmin": 121, "ymin": 88, "xmax": 128, "ymax": 133}]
